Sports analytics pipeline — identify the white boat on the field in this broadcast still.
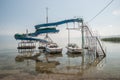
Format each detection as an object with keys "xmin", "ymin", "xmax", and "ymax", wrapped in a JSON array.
[
  {"xmin": 46, "ymin": 43, "xmax": 62, "ymax": 53},
  {"xmin": 38, "ymin": 42, "xmax": 46, "ymax": 50},
  {"xmin": 66, "ymin": 43, "xmax": 82, "ymax": 53}
]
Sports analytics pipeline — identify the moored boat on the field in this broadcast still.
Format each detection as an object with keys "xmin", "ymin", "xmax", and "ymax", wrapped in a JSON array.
[
  {"xmin": 66, "ymin": 43, "xmax": 82, "ymax": 53},
  {"xmin": 46, "ymin": 43, "xmax": 62, "ymax": 53}
]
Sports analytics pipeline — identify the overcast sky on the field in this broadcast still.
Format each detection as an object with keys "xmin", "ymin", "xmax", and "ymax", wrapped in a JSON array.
[{"xmin": 0, "ymin": 0, "xmax": 120, "ymax": 36}]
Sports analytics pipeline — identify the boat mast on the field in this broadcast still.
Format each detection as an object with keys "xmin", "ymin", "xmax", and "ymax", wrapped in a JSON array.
[
  {"xmin": 26, "ymin": 29, "xmax": 28, "ymax": 37},
  {"xmin": 46, "ymin": 7, "xmax": 48, "ymax": 23},
  {"xmin": 44, "ymin": 7, "xmax": 53, "ymax": 43},
  {"xmin": 45, "ymin": 7, "xmax": 49, "ymax": 41},
  {"xmin": 81, "ymin": 21, "xmax": 84, "ymax": 49}
]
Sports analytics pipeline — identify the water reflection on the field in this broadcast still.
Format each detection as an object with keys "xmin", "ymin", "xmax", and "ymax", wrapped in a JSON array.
[
  {"xmin": 15, "ymin": 49, "xmax": 106, "ymax": 75},
  {"xmin": 15, "ymin": 49, "xmax": 41, "ymax": 62},
  {"xmin": 67, "ymin": 52, "xmax": 82, "ymax": 58}
]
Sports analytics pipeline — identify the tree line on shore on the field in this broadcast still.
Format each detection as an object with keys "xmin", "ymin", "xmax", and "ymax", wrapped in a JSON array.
[{"xmin": 101, "ymin": 37, "xmax": 120, "ymax": 42}]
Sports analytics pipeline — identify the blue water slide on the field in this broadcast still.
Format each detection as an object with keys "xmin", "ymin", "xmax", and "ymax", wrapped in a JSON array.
[
  {"xmin": 29, "ymin": 27, "xmax": 59, "ymax": 37},
  {"xmin": 14, "ymin": 28, "xmax": 59, "ymax": 41},
  {"xmin": 14, "ymin": 18, "xmax": 83, "ymax": 41},
  {"xmin": 14, "ymin": 34, "xmax": 48, "ymax": 43},
  {"xmin": 35, "ymin": 18, "xmax": 83, "ymax": 30}
]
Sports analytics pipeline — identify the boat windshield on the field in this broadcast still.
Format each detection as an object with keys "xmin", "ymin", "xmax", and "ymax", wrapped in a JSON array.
[
  {"xmin": 48, "ymin": 43, "xmax": 58, "ymax": 48},
  {"xmin": 68, "ymin": 43, "xmax": 78, "ymax": 48}
]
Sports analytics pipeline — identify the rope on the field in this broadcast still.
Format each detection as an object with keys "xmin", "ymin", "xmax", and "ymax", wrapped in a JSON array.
[{"xmin": 88, "ymin": 0, "xmax": 114, "ymax": 23}]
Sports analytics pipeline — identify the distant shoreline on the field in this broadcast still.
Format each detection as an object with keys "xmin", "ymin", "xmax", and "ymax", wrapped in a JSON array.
[{"xmin": 101, "ymin": 37, "xmax": 120, "ymax": 43}]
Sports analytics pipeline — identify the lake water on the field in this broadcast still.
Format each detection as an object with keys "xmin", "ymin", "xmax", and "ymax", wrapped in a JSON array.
[{"xmin": 0, "ymin": 35, "xmax": 120, "ymax": 80}]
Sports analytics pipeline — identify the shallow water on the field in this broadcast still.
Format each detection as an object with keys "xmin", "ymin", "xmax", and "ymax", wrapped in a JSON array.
[{"xmin": 0, "ymin": 36, "xmax": 120, "ymax": 79}]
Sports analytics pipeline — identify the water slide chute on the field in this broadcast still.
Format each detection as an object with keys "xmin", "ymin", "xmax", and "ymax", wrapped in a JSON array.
[
  {"xmin": 14, "ymin": 18, "xmax": 83, "ymax": 41},
  {"xmin": 14, "ymin": 34, "xmax": 48, "ymax": 43},
  {"xmin": 35, "ymin": 18, "xmax": 83, "ymax": 30}
]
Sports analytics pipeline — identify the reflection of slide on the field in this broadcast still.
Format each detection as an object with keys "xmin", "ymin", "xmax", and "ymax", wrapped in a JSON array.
[
  {"xmin": 15, "ymin": 48, "xmax": 106, "ymax": 75},
  {"xmin": 35, "ymin": 61, "xmax": 60, "ymax": 73},
  {"xmin": 92, "ymin": 56, "xmax": 105, "ymax": 66},
  {"xmin": 15, "ymin": 49, "xmax": 41, "ymax": 62},
  {"xmin": 46, "ymin": 53, "xmax": 63, "ymax": 58},
  {"xmin": 41, "ymin": 53, "xmax": 105, "ymax": 75},
  {"xmin": 67, "ymin": 52, "xmax": 82, "ymax": 58},
  {"xmin": 80, "ymin": 56, "xmax": 106, "ymax": 75}
]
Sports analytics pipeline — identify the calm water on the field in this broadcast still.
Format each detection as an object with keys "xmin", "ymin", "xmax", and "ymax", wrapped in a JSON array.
[{"xmin": 0, "ymin": 35, "xmax": 120, "ymax": 79}]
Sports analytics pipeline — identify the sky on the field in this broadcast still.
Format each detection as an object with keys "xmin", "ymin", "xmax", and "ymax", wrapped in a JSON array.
[{"xmin": 0, "ymin": 0, "xmax": 120, "ymax": 36}]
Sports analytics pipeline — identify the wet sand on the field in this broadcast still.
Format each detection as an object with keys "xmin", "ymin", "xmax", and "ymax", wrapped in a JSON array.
[{"xmin": 0, "ymin": 69, "xmax": 120, "ymax": 80}]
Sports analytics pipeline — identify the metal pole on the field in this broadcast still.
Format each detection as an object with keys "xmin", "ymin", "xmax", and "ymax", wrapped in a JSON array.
[
  {"xmin": 46, "ymin": 7, "xmax": 48, "ymax": 23},
  {"xmin": 45, "ymin": 7, "xmax": 49, "ymax": 43},
  {"xmin": 96, "ymin": 37, "xmax": 106, "ymax": 57},
  {"xmin": 81, "ymin": 22, "xmax": 84, "ymax": 49},
  {"xmin": 67, "ymin": 23, "xmax": 70, "ymax": 45}
]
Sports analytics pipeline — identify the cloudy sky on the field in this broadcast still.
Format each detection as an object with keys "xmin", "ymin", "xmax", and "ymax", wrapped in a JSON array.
[{"xmin": 0, "ymin": 0, "xmax": 120, "ymax": 36}]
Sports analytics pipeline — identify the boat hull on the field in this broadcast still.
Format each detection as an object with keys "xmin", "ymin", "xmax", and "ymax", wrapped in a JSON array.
[
  {"xmin": 46, "ymin": 47, "xmax": 62, "ymax": 53},
  {"xmin": 67, "ymin": 47, "xmax": 82, "ymax": 53}
]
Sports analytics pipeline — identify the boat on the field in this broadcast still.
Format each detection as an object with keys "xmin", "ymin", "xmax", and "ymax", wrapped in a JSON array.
[
  {"xmin": 46, "ymin": 43, "xmax": 62, "ymax": 53},
  {"xmin": 66, "ymin": 43, "xmax": 82, "ymax": 53},
  {"xmin": 66, "ymin": 27, "xmax": 82, "ymax": 53},
  {"xmin": 38, "ymin": 42, "xmax": 46, "ymax": 50}
]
